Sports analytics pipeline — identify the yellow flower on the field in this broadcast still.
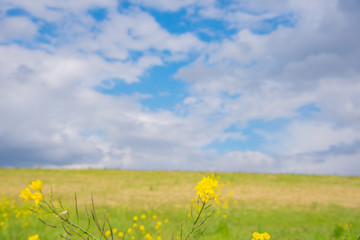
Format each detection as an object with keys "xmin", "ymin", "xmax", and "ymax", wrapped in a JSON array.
[
  {"xmin": 112, "ymin": 228, "xmax": 118, "ymax": 233},
  {"xmin": 118, "ymin": 232, "xmax": 123, "ymax": 238},
  {"xmin": 252, "ymin": 232, "xmax": 271, "ymax": 240},
  {"xmin": 20, "ymin": 188, "xmax": 33, "ymax": 202},
  {"xmin": 155, "ymin": 221, "xmax": 162, "ymax": 229},
  {"xmin": 105, "ymin": 230, "xmax": 111, "ymax": 236},
  {"xmin": 227, "ymin": 190, "xmax": 234, "ymax": 197},
  {"xmin": 194, "ymin": 176, "xmax": 219, "ymax": 202},
  {"xmin": 152, "ymin": 214, "xmax": 157, "ymax": 219},
  {"xmin": 28, "ymin": 234, "xmax": 40, "ymax": 240},
  {"xmin": 127, "ymin": 228, "xmax": 132, "ymax": 233},
  {"xmin": 140, "ymin": 214, "xmax": 146, "ymax": 219},
  {"xmin": 133, "ymin": 216, "xmax": 138, "ymax": 221},
  {"xmin": 139, "ymin": 224, "xmax": 145, "ymax": 231},
  {"xmin": 28, "ymin": 179, "xmax": 43, "ymax": 191},
  {"xmin": 31, "ymin": 192, "xmax": 43, "ymax": 205}
]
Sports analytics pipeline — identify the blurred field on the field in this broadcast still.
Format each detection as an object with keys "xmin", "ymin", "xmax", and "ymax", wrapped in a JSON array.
[
  {"xmin": 1, "ymin": 168, "xmax": 360, "ymax": 239},
  {"xmin": 2, "ymin": 168, "xmax": 360, "ymax": 208}
]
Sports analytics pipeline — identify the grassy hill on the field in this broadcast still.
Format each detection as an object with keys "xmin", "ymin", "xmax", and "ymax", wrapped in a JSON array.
[{"xmin": 1, "ymin": 168, "xmax": 359, "ymax": 239}]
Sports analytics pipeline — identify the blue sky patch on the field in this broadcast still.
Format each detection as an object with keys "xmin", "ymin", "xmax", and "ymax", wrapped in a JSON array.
[
  {"xmin": 38, "ymin": 21, "xmax": 58, "ymax": 37},
  {"xmin": 95, "ymin": 62, "xmax": 189, "ymax": 111},
  {"xmin": 149, "ymin": 9, "xmax": 235, "ymax": 42},
  {"xmin": 6, "ymin": 8, "xmax": 29, "ymax": 17},
  {"xmin": 203, "ymin": 118, "xmax": 291, "ymax": 154},
  {"xmin": 87, "ymin": 7, "xmax": 108, "ymax": 22},
  {"xmin": 252, "ymin": 14, "xmax": 296, "ymax": 35},
  {"xmin": 297, "ymin": 103, "xmax": 321, "ymax": 118}
]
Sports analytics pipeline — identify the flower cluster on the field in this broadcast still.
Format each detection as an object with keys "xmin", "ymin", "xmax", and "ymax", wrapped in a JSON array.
[
  {"xmin": 28, "ymin": 234, "xmax": 40, "ymax": 240},
  {"xmin": 252, "ymin": 232, "xmax": 271, "ymax": 240},
  {"xmin": 0, "ymin": 193, "xmax": 32, "ymax": 233},
  {"xmin": 104, "ymin": 211, "xmax": 167, "ymax": 239},
  {"xmin": 19, "ymin": 179, "xmax": 43, "ymax": 205},
  {"xmin": 195, "ymin": 176, "xmax": 219, "ymax": 202}
]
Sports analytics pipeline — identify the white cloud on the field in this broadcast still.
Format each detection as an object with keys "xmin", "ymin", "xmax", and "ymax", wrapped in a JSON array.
[
  {"xmin": 276, "ymin": 149, "xmax": 360, "ymax": 176},
  {"xmin": 0, "ymin": 17, "xmax": 38, "ymax": 41},
  {"xmin": 129, "ymin": 0, "xmax": 215, "ymax": 12},
  {"xmin": 222, "ymin": 151, "xmax": 274, "ymax": 168},
  {"xmin": 268, "ymin": 121, "xmax": 359, "ymax": 155},
  {"xmin": 315, "ymin": 77, "xmax": 360, "ymax": 128},
  {"xmin": 93, "ymin": 10, "xmax": 203, "ymax": 60}
]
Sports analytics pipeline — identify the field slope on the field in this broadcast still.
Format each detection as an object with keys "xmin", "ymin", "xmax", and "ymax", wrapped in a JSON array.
[{"xmin": 1, "ymin": 168, "xmax": 360, "ymax": 239}]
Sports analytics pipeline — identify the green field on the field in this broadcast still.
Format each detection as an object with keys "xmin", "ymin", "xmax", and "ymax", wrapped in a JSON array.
[{"xmin": 1, "ymin": 168, "xmax": 360, "ymax": 239}]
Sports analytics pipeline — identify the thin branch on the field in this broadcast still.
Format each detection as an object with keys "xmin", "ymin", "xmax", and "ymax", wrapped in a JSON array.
[
  {"xmin": 183, "ymin": 201, "xmax": 206, "ymax": 240},
  {"xmin": 75, "ymin": 193, "xmax": 80, "ymax": 225}
]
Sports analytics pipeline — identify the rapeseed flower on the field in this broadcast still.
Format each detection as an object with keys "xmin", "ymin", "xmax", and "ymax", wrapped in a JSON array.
[
  {"xmin": 155, "ymin": 220, "xmax": 162, "ymax": 229},
  {"xmin": 20, "ymin": 180, "xmax": 44, "ymax": 205},
  {"xmin": 195, "ymin": 176, "xmax": 219, "ymax": 202},
  {"xmin": 145, "ymin": 233, "xmax": 152, "ymax": 240},
  {"xmin": 28, "ymin": 234, "xmax": 40, "ymax": 240},
  {"xmin": 19, "ymin": 188, "xmax": 33, "ymax": 202},
  {"xmin": 28, "ymin": 179, "xmax": 43, "ymax": 191},
  {"xmin": 252, "ymin": 232, "xmax": 270, "ymax": 240},
  {"xmin": 31, "ymin": 192, "xmax": 43, "ymax": 205}
]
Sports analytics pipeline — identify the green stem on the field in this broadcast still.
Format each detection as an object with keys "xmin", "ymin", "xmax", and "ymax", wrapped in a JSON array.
[
  {"xmin": 43, "ymin": 200, "xmax": 100, "ymax": 240},
  {"xmin": 183, "ymin": 200, "xmax": 206, "ymax": 240}
]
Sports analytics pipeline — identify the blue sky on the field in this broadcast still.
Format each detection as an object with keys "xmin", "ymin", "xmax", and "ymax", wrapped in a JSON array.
[{"xmin": 0, "ymin": 0, "xmax": 360, "ymax": 175}]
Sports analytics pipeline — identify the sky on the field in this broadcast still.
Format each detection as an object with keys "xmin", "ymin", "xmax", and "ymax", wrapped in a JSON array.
[{"xmin": 0, "ymin": 0, "xmax": 360, "ymax": 175}]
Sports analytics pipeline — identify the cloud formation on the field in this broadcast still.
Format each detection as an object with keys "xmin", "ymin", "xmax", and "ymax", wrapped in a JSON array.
[{"xmin": 0, "ymin": 0, "xmax": 359, "ymax": 175}]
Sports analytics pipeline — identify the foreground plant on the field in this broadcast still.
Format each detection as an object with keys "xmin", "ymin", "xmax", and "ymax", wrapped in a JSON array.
[
  {"xmin": 20, "ymin": 179, "xmax": 112, "ymax": 240},
  {"xmin": 19, "ymin": 176, "xmax": 273, "ymax": 240},
  {"xmin": 179, "ymin": 176, "xmax": 219, "ymax": 240}
]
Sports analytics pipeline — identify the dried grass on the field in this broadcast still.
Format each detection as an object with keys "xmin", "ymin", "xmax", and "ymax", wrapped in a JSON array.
[{"xmin": 2, "ymin": 169, "xmax": 359, "ymax": 210}]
